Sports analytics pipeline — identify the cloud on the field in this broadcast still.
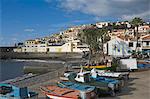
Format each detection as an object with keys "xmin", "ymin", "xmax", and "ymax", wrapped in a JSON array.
[
  {"xmin": 24, "ymin": 28, "xmax": 35, "ymax": 32},
  {"xmin": 58, "ymin": 0, "xmax": 149, "ymax": 20},
  {"xmin": 122, "ymin": 11, "xmax": 150, "ymax": 20}
]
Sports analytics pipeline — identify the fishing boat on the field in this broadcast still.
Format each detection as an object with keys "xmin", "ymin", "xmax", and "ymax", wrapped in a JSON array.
[
  {"xmin": 137, "ymin": 61, "xmax": 150, "ymax": 69},
  {"xmin": 0, "ymin": 83, "xmax": 38, "ymax": 99},
  {"xmin": 91, "ymin": 76, "xmax": 121, "ymax": 91},
  {"xmin": 61, "ymin": 69, "xmax": 117, "ymax": 96},
  {"xmin": 91, "ymin": 68, "xmax": 129, "ymax": 80},
  {"xmin": 40, "ymin": 85, "xmax": 81, "ymax": 99},
  {"xmin": 73, "ymin": 71, "xmax": 117, "ymax": 96},
  {"xmin": 90, "ymin": 68, "xmax": 129, "ymax": 87},
  {"xmin": 57, "ymin": 81, "xmax": 97, "ymax": 99}
]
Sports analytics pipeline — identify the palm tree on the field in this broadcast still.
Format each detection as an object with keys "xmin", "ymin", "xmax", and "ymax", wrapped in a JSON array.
[
  {"xmin": 78, "ymin": 26, "xmax": 100, "ymax": 64},
  {"xmin": 131, "ymin": 17, "xmax": 144, "ymax": 51},
  {"xmin": 78, "ymin": 25, "xmax": 110, "ymax": 64},
  {"xmin": 97, "ymin": 27, "xmax": 109, "ymax": 60}
]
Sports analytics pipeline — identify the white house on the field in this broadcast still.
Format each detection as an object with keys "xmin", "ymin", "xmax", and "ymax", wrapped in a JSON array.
[
  {"xmin": 96, "ymin": 22, "xmax": 109, "ymax": 28},
  {"xmin": 140, "ymin": 35, "xmax": 150, "ymax": 54},
  {"xmin": 72, "ymin": 40, "xmax": 89, "ymax": 52},
  {"xmin": 14, "ymin": 39, "xmax": 89, "ymax": 53},
  {"xmin": 104, "ymin": 37, "xmax": 132, "ymax": 57}
]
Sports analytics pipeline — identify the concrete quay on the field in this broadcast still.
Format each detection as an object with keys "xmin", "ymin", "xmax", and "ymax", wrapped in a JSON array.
[{"xmin": 29, "ymin": 69, "xmax": 150, "ymax": 99}]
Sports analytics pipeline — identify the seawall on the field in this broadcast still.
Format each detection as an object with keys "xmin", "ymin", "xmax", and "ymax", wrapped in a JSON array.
[{"xmin": 0, "ymin": 52, "xmax": 84, "ymax": 60}]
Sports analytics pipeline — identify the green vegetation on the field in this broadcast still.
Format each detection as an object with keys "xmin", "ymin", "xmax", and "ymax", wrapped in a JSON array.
[
  {"xmin": 78, "ymin": 26, "xmax": 110, "ymax": 64},
  {"xmin": 130, "ymin": 17, "xmax": 144, "ymax": 51}
]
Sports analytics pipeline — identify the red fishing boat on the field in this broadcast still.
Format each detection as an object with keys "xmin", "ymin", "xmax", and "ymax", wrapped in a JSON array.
[{"xmin": 41, "ymin": 85, "xmax": 80, "ymax": 99}]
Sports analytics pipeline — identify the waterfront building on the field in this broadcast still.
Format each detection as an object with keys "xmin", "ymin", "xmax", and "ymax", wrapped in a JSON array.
[
  {"xmin": 103, "ymin": 37, "xmax": 132, "ymax": 57},
  {"xmin": 140, "ymin": 35, "xmax": 150, "ymax": 54},
  {"xmin": 14, "ymin": 39, "xmax": 89, "ymax": 53}
]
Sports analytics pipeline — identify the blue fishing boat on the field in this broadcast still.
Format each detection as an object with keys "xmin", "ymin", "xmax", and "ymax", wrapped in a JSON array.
[
  {"xmin": 137, "ymin": 61, "xmax": 150, "ymax": 69},
  {"xmin": 57, "ymin": 81, "xmax": 97, "ymax": 99},
  {"xmin": 91, "ymin": 76, "xmax": 121, "ymax": 91},
  {"xmin": 0, "ymin": 83, "xmax": 38, "ymax": 99}
]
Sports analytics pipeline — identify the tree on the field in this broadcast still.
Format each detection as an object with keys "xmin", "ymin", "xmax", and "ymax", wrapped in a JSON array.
[
  {"xmin": 130, "ymin": 17, "xmax": 144, "ymax": 51},
  {"xmin": 78, "ymin": 26, "xmax": 100, "ymax": 64},
  {"xmin": 78, "ymin": 26, "xmax": 110, "ymax": 64},
  {"xmin": 97, "ymin": 27, "xmax": 109, "ymax": 60}
]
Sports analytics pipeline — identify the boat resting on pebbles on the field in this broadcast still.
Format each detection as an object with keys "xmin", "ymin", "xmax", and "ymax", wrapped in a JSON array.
[
  {"xmin": 41, "ymin": 83, "xmax": 97, "ymax": 99},
  {"xmin": 40, "ymin": 85, "xmax": 80, "ymax": 99},
  {"xmin": 57, "ymin": 81, "xmax": 96, "ymax": 99}
]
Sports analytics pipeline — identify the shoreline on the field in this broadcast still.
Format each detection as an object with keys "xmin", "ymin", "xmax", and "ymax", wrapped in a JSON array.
[{"xmin": 0, "ymin": 52, "xmax": 84, "ymax": 60}]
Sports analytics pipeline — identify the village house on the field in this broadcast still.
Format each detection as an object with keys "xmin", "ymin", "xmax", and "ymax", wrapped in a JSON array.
[
  {"xmin": 140, "ymin": 35, "xmax": 150, "ymax": 54},
  {"xmin": 14, "ymin": 39, "xmax": 89, "ymax": 53},
  {"xmin": 103, "ymin": 37, "xmax": 132, "ymax": 57},
  {"xmin": 109, "ymin": 29, "xmax": 126, "ymax": 39},
  {"xmin": 96, "ymin": 22, "xmax": 109, "ymax": 28}
]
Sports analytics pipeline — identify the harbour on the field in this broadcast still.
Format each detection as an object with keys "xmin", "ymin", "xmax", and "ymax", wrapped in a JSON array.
[{"xmin": 1, "ymin": 0, "xmax": 150, "ymax": 98}]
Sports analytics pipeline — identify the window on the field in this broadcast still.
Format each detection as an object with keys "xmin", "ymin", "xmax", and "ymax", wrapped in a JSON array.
[
  {"xmin": 128, "ymin": 50, "xmax": 131, "ymax": 53},
  {"xmin": 129, "ymin": 42, "xmax": 133, "ymax": 47},
  {"xmin": 78, "ymin": 75, "xmax": 80, "ymax": 78},
  {"xmin": 137, "ymin": 43, "xmax": 141, "ymax": 47},
  {"xmin": 146, "ymin": 42, "xmax": 149, "ymax": 46}
]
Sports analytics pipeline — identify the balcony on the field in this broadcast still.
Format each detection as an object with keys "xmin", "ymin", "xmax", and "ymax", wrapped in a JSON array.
[{"xmin": 142, "ymin": 46, "xmax": 150, "ymax": 49}]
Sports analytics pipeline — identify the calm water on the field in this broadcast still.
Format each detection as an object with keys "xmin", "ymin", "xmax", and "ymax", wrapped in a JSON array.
[
  {"xmin": 0, "ymin": 60, "xmax": 24, "ymax": 81},
  {"xmin": 0, "ymin": 59, "xmax": 64, "ymax": 82}
]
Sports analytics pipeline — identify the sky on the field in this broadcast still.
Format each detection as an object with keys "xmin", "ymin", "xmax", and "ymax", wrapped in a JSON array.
[{"xmin": 1, "ymin": 0, "xmax": 150, "ymax": 46}]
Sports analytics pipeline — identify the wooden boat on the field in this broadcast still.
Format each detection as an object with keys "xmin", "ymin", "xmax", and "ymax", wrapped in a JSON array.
[
  {"xmin": 0, "ymin": 83, "xmax": 38, "ymax": 99},
  {"xmin": 74, "ymin": 71, "xmax": 116, "ymax": 96},
  {"xmin": 57, "ymin": 81, "xmax": 96, "ymax": 99},
  {"xmin": 40, "ymin": 85, "xmax": 80, "ymax": 99},
  {"xmin": 137, "ymin": 61, "xmax": 150, "ymax": 69},
  {"xmin": 91, "ymin": 76, "xmax": 121, "ymax": 91},
  {"xmin": 91, "ymin": 68, "xmax": 129, "ymax": 87},
  {"xmin": 91, "ymin": 69, "xmax": 129, "ymax": 80}
]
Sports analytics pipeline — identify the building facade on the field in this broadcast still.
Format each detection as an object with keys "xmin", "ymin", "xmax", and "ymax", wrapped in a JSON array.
[{"xmin": 104, "ymin": 37, "xmax": 132, "ymax": 57}]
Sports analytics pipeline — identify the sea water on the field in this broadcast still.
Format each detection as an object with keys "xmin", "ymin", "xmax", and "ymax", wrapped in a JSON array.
[
  {"xmin": 0, "ymin": 59, "xmax": 24, "ymax": 81},
  {"xmin": 0, "ymin": 59, "xmax": 64, "ymax": 81}
]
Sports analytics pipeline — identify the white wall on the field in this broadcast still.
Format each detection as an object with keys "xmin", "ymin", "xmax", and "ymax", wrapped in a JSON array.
[
  {"xmin": 73, "ymin": 47, "xmax": 89, "ymax": 52},
  {"xmin": 22, "ymin": 46, "xmax": 38, "ymax": 52},
  {"xmin": 13, "ymin": 48, "xmax": 22, "ymax": 52},
  {"xmin": 120, "ymin": 59, "xmax": 137, "ymax": 70},
  {"xmin": 107, "ymin": 38, "xmax": 132, "ymax": 57},
  {"xmin": 61, "ymin": 42, "xmax": 72, "ymax": 52},
  {"xmin": 21, "ymin": 40, "xmax": 89, "ymax": 52},
  {"xmin": 37, "ymin": 44, "xmax": 47, "ymax": 52}
]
